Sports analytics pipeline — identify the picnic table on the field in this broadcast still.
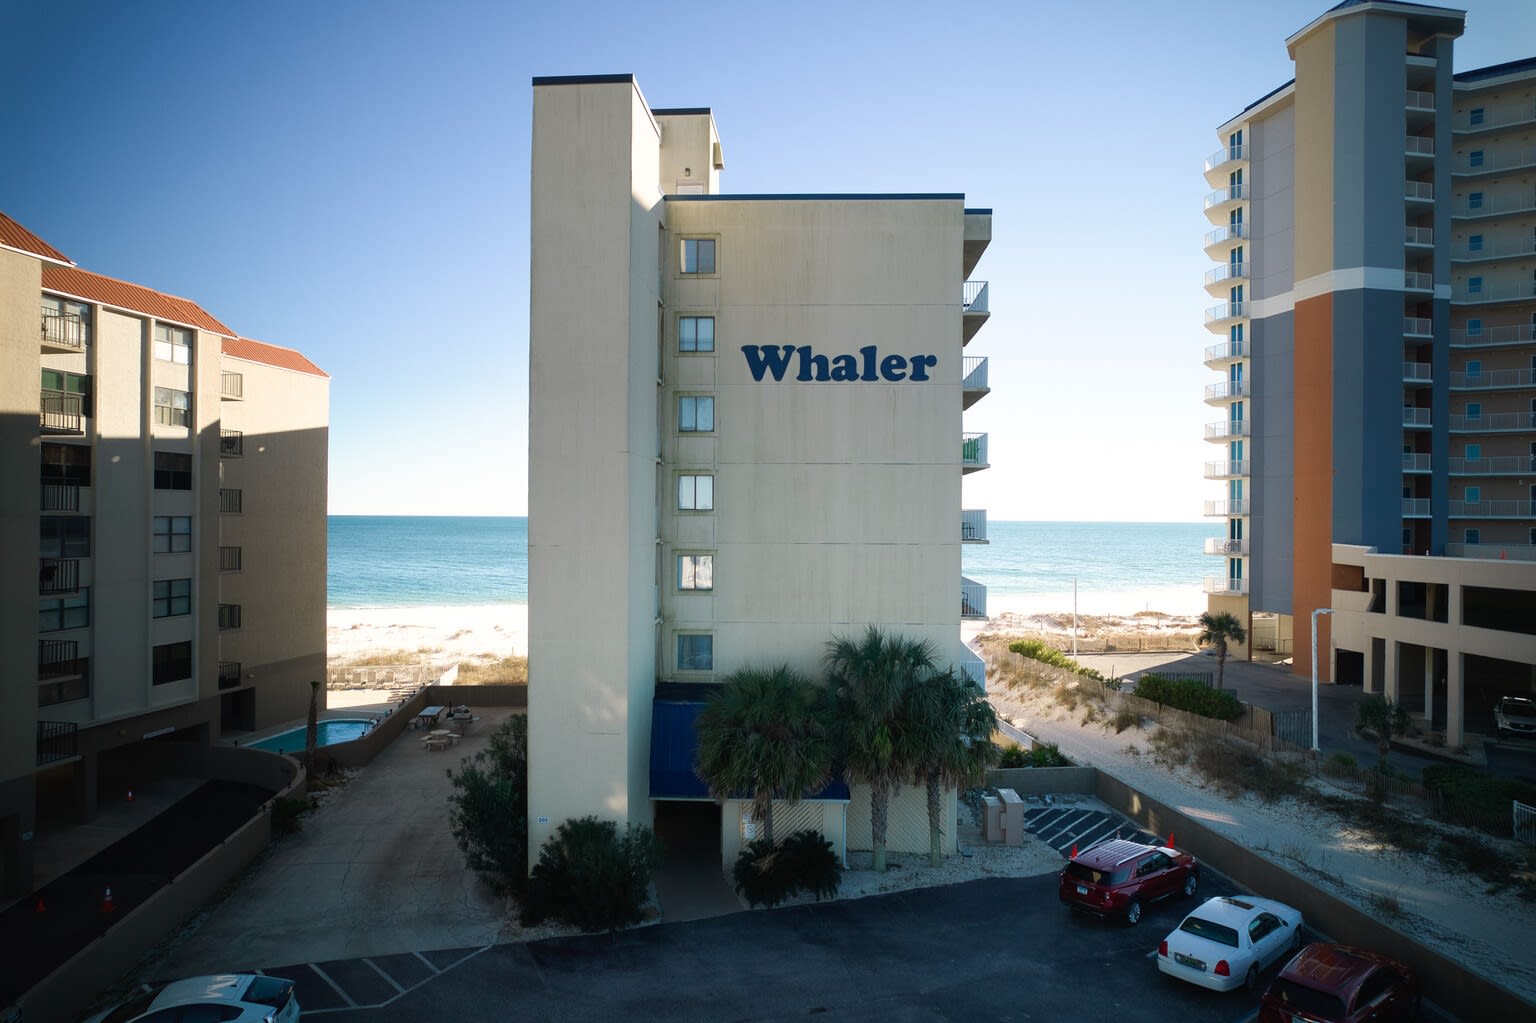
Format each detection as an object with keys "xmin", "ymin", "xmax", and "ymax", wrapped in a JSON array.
[{"xmin": 415, "ymin": 705, "xmax": 445, "ymax": 728}]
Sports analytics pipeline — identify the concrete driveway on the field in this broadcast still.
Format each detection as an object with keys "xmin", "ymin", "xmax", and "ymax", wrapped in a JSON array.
[{"xmin": 160, "ymin": 710, "xmax": 520, "ymax": 976}]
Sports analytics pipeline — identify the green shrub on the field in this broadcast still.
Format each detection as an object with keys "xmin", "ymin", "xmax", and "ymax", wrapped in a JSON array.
[
  {"xmin": 270, "ymin": 796, "xmax": 311, "ymax": 836},
  {"xmin": 1325, "ymin": 751, "xmax": 1357, "ymax": 775},
  {"xmin": 734, "ymin": 829, "xmax": 842, "ymax": 908},
  {"xmin": 447, "ymin": 715, "xmax": 528, "ymax": 894},
  {"xmin": 1111, "ymin": 704, "xmax": 1141, "ymax": 734},
  {"xmin": 997, "ymin": 745, "xmax": 1030, "ymax": 769},
  {"xmin": 1423, "ymin": 764, "xmax": 1536, "ymax": 822},
  {"xmin": 1028, "ymin": 742, "xmax": 1068, "ymax": 767},
  {"xmin": 521, "ymin": 816, "xmax": 662, "ymax": 931},
  {"xmin": 1007, "ymin": 640, "xmax": 1108, "ymax": 684},
  {"xmin": 1134, "ymin": 673, "xmax": 1243, "ymax": 722}
]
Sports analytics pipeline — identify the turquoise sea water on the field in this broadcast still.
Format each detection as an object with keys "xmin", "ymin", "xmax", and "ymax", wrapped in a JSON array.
[{"xmin": 328, "ymin": 516, "xmax": 1215, "ymax": 610}]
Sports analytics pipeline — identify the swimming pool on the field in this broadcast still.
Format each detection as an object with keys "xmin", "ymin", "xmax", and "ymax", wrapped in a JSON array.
[{"xmin": 246, "ymin": 719, "xmax": 373, "ymax": 754}]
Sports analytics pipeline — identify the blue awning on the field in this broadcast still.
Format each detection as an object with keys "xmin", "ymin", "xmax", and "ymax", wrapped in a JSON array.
[{"xmin": 649, "ymin": 699, "xmax": 849, "ymax": 801}]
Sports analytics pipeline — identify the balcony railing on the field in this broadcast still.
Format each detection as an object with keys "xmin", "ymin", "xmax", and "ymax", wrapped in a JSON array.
[
  {"xmin": 961, "ymin": 509, "xmax": 988, "ymax": 543},
  {"xmin": 1204, "ymin": 460, "xmax": 1248, "ymax": 478},
  {"xmin": 1404, "ymin": 317, "xmax": 1433, "ymax": 337},
  {"xmin": 1455, "ymin": 194, "xmax": 1536, "ymax": 219},
  {"xmin": 962, "ymin": 355, "xmax": 988, "ymax": 392},
  {"xmin": 1453, "ymin": 235, "xmax": 1536, "ymax": 261},
  {"xmin": 1448, "ymin": 500, "xmax": 1536, "ymax": 518},
  {"xmin": 1204, "ymin": 420, "xmax": 1249, "ymax": 439},
  {"xmin": 220, "ymin": 488, "xmax": 243, "ymax": 513},
  {"xmin": 40, "ymin": 481, "xmax": 81, "ymax": 512},
  {"xmin": 1203, "ymin": 184, "xmax": 1245, "ymax": 210},
  {"xmin": 1204, "ymin": 537, "xmax": 1249, "ymax": 555},
  {"xmin": 960, "ymin": 650, "xmax": 987, "ymax": 690},
  {"xmin": 1450, "ymin": 455, "xmax": 1536, "ymax": 474},
  {"xmin": 1403, "ymin": 362, "xmax": 1432, "ymax": 383},
  {"xmin": 1452, "ymin": 281, "xmax": 1536, "ymax": 304},
  {"xmin": 41, "ymin": 310, "xmax": 87, "ymax": 351},
  {"xmin": 1204, "ymin": 339, "xmax": 1247, "ymax": 364},
  {"xmin": 38, "ymin": 639, "xmax": 79, "ymax": 679},
  {"xmin": 1205, "ymin": 379, "xmax": 1249, "ymax": 402},
  {"xmin": 1453, "ymin": 146, "xmax": 1536, "ymax": 176},
  {"xmin": 1405, "ymin": 135, "xmax": 1434, "ymax": 156},
  {"xmin": 40, "ymin": 390, "xmax": 83, "ymax": 434},
  {"xmin": 1402, "ymin": 407, "xmax": 1432, "ymax": 427},
  {"xmin": 218, "ymin": 603, "xmax": 242, "ymax": 630},
  {"xmin": 1204, "ymin": 144, "xmax": 1247, "ymax": 173},
  {"xmin": 961, "ymin": 576, "xmax": 987, "ymax": 619},
  {"xmin": 1204, "ymin": 301, "xmax": 1245, "ymax": 324},
  {"xmin": 1404, "ymin": 89, "xmax": 1434, "ymax": 112},
  {"xmin": 220, "ymin": 545, "xmax": 243, "ymax": 571},
  {"xmin": 218, "ymin": 661, "xmax": 243, "ymax": 690},
  {"xmin": 1445, "ymin": 542, "xmax": 1536, "ymax": 562},
  {"xmin": 37, "ymin": 720, "xmax": 79, "ymax": 766},
  {"xmin": 961, "ymin": 432, "xmax": 988, "ymax": 471},
  {"xmin": 1203, "ymin": 576, "xmax": 1249, "ymax": 595},
  {"xmin": 1204, "ymin": 223, "xmax": 1246, "ymax": 248},
  {"xmin": 1454, "ymin": 110, "xmax": 1536, "ymax": 134},
  {"xmin": 1449, "ymin": 411, "xmax": 1536, "ymax": 431},
  {"xmin": 962, "ymin": 280, "xmax": 989, "ymax": 314},
  {"xmin": 1404, "ymin": 271, "xmax": 1433, "ymax": 292},
  {"xmin": 39, "ymin": 557, "xmax": 80, "ymax": 596},
  {"xmin": 1404, "ymin": 180, "xmax": 1434, "ymax": 201},
  {"xmin": 1204, "ymin": 499, "xmax": 1249, "ymax": 516},
  {"xmin": 1404, "ymin": 226, "xmax": 1433, "ymax": 246},
  {"xmin": 1450, "ymin": 367, "xmax": 1536, "ymax": 390},
  {"xmin": 1403, "ymin": 498, "xmax": 1431, "ymax": 517},
  {"xmin": 1204, "ymin": 262, "xmax": 1246, "ymax": 286},
  {"xmin": 220, "ymin": 429, "xmax": 243, "ymax": 457},
  {"xmin": 1402, "ymin": 452, "xmax": 1432, "ymax": 472},
  {"xmin": 220, "ymin": 371, "xmax": 244, "ymax": 399},
  {"xmin": 1449, "ymin": 323, "xmax": 1536, "ymax": 348}
]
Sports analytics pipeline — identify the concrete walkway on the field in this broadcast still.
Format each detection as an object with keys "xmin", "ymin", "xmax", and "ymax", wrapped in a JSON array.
[{"xmin": 161, "ymin": 710, "xmax": 520, "ymax": 975}]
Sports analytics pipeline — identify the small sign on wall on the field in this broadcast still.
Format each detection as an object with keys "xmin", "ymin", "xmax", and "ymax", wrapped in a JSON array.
[{"xmin": 537, "ymin": 816, "xmax": 549, "ymax": 825}]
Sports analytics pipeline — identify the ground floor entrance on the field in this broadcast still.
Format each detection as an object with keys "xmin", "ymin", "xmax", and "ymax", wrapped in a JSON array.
[{"xmin": 650, "ymin": 800, "xmax": 739, "ymax": 922}]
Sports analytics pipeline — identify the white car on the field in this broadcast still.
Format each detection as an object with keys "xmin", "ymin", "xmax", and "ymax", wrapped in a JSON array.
[
  {"xmin": 1157, "ymin": 895, "xmax": 1304, "ymax": 992},
  {"xmin": 1494, "ymin": 696, "xmax": 1536, "ymax": 738},
  {"xmin": 86, "ymin": 974, "xmax": 300, "ymax": 1023}
]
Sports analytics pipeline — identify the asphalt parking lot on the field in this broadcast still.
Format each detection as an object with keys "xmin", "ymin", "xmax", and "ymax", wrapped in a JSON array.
[{"xmin": 265, "ymin": 868, "xmax": 1290, "ymax": 1022}]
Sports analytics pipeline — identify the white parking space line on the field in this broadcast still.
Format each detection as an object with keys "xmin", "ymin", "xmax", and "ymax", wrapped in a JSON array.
[
  {"xmin": 307, "ymin": 963, "xmax": 359, "ymax": 1009},
  {"xmin": 362, "ymin": 958, "xmax": 407, "ymax": 995}
]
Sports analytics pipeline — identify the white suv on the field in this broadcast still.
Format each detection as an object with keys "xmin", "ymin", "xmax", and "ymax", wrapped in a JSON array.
[{"xmin": 1493, "ymin": 696, "xmax": 1536, "ymax": 738}]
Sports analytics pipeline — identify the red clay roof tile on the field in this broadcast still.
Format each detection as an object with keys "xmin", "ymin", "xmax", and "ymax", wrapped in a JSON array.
[
  {"xmin": 40, "ymin": 265, "xmax": 235, "ymax": 335},
  {"xmin": 0, "ymin": 211, "xmax": 72, "ymax": 264},
  {"xmin": 222, "ymin": 336, "xmax": 329, "ymax": 378}
]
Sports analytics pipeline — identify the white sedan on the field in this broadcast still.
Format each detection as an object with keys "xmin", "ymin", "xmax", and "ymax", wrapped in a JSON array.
[
  {"xmin": 1157, "ymin": 895, "xmax": 1304, "ymax": 992},
  {"xmin": 85, "ymin": 974, "xmax": 300, "ymax": 1023}
]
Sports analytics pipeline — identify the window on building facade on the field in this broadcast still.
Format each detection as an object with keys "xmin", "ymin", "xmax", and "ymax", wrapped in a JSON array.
[
  {"xmin": 153, "ymin": 578, "xmax": 192, "ymax": 618},
  {"xmin": 41, "ymin": 516, "xmax": 90, "ymax": 558},
  {"xmin": 154, "ymin": 387, "xmax": 191, "ymax": 426},
  {"xmin": 1469, "ymin": 149, "xmax": 1484, "ymax": 168},
  {"xmin": 152, "ymin": 641, "xmax": 192, "ymax": 686},
  {"xmin": 678, "ymin": 473, "xmax": 714, "ymax": 510},
  {"xmin": 1469, "ymin": 107, "xmax": 1484, "ymax": 125},
  {"xmin": 1465, "ymin": 528, "xmax": 1481, "ymax": 545},
  {"xmin": 1467, "ymin": 360, "xmax": 1482, "ymax": 377},
  {"xmin": 1468, "ymin": 234, "xmax": 1483, "ymax": 252},
  {"xmin": 1467, "ymin": 402, "xmax": 1482, "ymax": 419},
  {"xmin": 154, "ymin": 451, "xmax": 192, "ymax": 490},
  {"xmin": 679, "ymin": 395, "xmax": 714, "ymax": 432},
  {"xmin": 153, "ymin": 516, "xmax": 192, "ymax": 553},
  {"xmin": 677, "ymin": 633, "xmax": 714, "ymax": 671},
  {"xmin": 39, "ymin": 588, "xmax": 90, "ymax": 632},
  {"xmin": 1467, "ymin": 443, "xmax": 1482, "ymax": 461},
  {"xmin": 1466, "ymin": 486, "xmax": 1481, "ymax": 504},
  {"xmin": 1468, "ymin": 276, "xmax": 1483, "ymax": 294},
  {"xmin": 41, "ymin": 369, "xmax": 92, "ymax": 416},
  {"xmin": 677, "ymin": 554, "xmax": 713, "ymax": 591},
  {"xmin": 153, "ymin": 324, "xmax": 193, "ymax": 364},
  {"xmin": 1468, "ymin": 191, "xmax": 1483, "ymax": 210},
  {"xmin": 42, "ymin": 443, "xmax": 91, "ymax": 486},
  {"xmin": 682, "ymin": 238, "xmax": 716, "ymax": 274},
  {"xmin": 679, "ymin": 316, "xmax": 715, "ymax": 352},
  {"xmin": 1467, "ymin": 318, "xmax": 1482, "ymax": 335}
]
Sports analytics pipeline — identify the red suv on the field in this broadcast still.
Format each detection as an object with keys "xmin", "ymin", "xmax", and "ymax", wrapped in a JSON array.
[
  {"xmin": 1259, "ymin": 943, "xmax": 1418, "ymax": 1022},
  {"xmin": 1058, "ymin": 838, "xmax": 1199, "ymax": 925}
]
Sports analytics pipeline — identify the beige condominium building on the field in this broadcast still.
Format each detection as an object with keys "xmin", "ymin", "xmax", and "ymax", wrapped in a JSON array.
[
  {"xmin": 1200, "ymin": 0, "xmax": 1536, "ymax": 746},
  {"xmin": 527, "ymin": 75, "xmax": 993, "ymax": 869},
  {"xmin": 0, "ymin": 212, "xmax": 328, "ymax": 897}
]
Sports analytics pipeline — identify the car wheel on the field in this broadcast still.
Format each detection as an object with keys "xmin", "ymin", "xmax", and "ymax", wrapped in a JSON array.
[
  {"xmin": 1291, "ymin": 926, "xmax": 1304, "ymax": 952},
  {"xmin": 1124, "ymin": 898, "xmax": 1143, "ymax": 926},
  {"xmin": 1182, "ymin": 872, "xmax": 1199, "ymax": 898},
  {"xmin": 1245, "ymin": 965, "xmax": 1259, "ymax": 991}
]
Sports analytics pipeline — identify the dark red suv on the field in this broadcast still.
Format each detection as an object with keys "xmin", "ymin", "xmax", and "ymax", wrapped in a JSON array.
[
  {"xmin": 1058, "ymin": 838, "xmax": 1199, "ymax": 925},
  {"xmin": 1259, "ymin": 943, "xmax": 1419, "ymax": 1022}
]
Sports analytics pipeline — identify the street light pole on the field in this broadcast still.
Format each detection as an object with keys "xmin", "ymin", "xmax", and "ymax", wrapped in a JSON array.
[{"xmin": 1311, "ymin": 607, "xmax": 1334, "ymax": 753}]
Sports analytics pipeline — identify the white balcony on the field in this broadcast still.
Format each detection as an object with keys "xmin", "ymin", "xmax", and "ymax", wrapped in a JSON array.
[
  {"xmin": 1452, "ymin": 280, "xmax": 1536, "ymax": 304},
  {"xmin": 962, "ymin": 432, "xmax": 988, "ymax": 473},
  {"xmin": 1404, "ymin": 180, "xmax": 1434, "ymax": 202},
  {"xmin": 1402, "ymin": 407, "xmax": 1432, "ymax": 427},
  {"xmin": 1204, "ymin": 576, "xmax": 1249, "ymax": 595},
  {"xmin": 1450, "ymin": 455, "xmax": 1536, "ymax": 475},
  {"xmin": 961, "ymin": 576, "xmax": 987, "ymax": 620},
  {"xmin": 1204, "ymin": 301, "xmax": 1245, "ymax": 327},
  {"xmin": 1454, "ymin": 110, "xmax": 1536, "ymax": 134},
  {"xmin": 1449, "ymin": 411, "xmax": 1536, "ymax": 431},
  {"xmin": 1405, "ymin": 135, "xmax": 1435, "ymax": 157},
  {"xmin": 1452, "ymin": 146, "xmax": 1536, "ymax": 176},
  {"xmin": 1448, "ymin": 500, "xmax": 1536, "ymax": 518},
  {"xmin": 1203, "ymin": 223, "xmax": 1246, "ymax": 258},
  {"xmin": 1204, "ymin": 537, "xmax": 1249, "ymax": 555},
  {"xmin": 40, "ymin": 390, "xmax": 83, "ymax": 435},
  {"xmin": 1204, "ymin": 262, "xmax": 1247, "ymax": 292},
  {"xmin": 1456, "ymin": 194, "xmax": 1536, "ymax": 219},
  {"xmin": 1449, "ymin": 323, "xmax": 1536, "ymax": 348},
  {"xmin": 1204, "ymin": 460, "xmax": 1248, "ymax": 479},
  {"xmin": 1204, "ymin": 144, "xmax": 1247, "ymax": 175},
  {"xmin": 1204, "ymin": 420, "xmax": 1249, "ymax": 440},
  {"xmin": 1403, "ymin": 362, "xmax": 1432, "ymax": 383},
  {"xmin": 1450, "ymin": 367, "xmax": 1536, "ymax": 390},
  {"xmin": 1404, "ymin": 226, "xmax": 1434, "ymax": 247},
  {"xmin": 41, "ymin": 311, "xmax": 87, "ymax": 352},
  {"xmin": 1453, "ymin": 235, "xmax": 1536, "ymax": 261},
  {"xmin": 1402, "ymin": 452, "xmax": 1432, "ymax": 473},
  {"xmin": 1404, "ymin": 316, "xmax": 1433, "ymax": 338},
  {"xmin": 1205, "ymin": 379, "xmax": 1250, "ymax": 403},
  {"xmin": 1204, "ymin": 339, "xmax": 1247, "ymax": 367},
  {"xmin": 961, "ymin": 509, "xmax": 988, "ymax": 543},
  {"xmin": 962, "ymin": 280, "xmax": 990, "ymax": 344},
  {"xmin": 1404, "ymin": 271, "xmax": 1433, "ymax": 292},
  {"xmin": 1445, "ymin": 542, "xmax": 1536, "ymax": 562},
  {"xmin": 1404, "ymin": 90, "xmax": 1434, "ymax": 112},
  {"xmin": 961, "ymin": 355, "xmax": 989, "ymax": 409},
  {"xmin": 1204, "ymin": 499, "xmax": 1249, "ymax": 516},
  {"xmin": 1204, "ymin": 183, "xmax": 1246, "ymax": 213},
  {"xmin": 1403, "ymin": 498, "xmax": 1431, "ymax": 517}
]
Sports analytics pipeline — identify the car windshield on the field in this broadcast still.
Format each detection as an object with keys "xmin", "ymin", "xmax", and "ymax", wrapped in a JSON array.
[
  {"xmin": 1501, "ymin": 698, "xmax": 1535, "ymax": 715},
  {"xmin": 1268, "ymin": 978, "xmax": 1348, "ymax": 1018},
  {"xmin": 1064, "ymin": 862, "xmax": 1129, "ymax": 886},
  {"xmin": 243, "ymin": 977, "xmax": 295, "ymax": 1008},
  {"xmin": 1178, "ymin": 916, "xmax": 1240, "ymax": 947},
  {"xmin": 100, "ymin": 988, "xmax": 162, "ymax": 1023}
]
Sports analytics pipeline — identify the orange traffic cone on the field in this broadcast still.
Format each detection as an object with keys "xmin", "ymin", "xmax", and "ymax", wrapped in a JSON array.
[
  {"xmin": 1168, "ymin": 831, "xmax": 1176, "ymax": 848},
  {"xmin": 100, "ymin": 887, "xmax": 115, "ymax": 913},
  {"xmin": 35, "ymin": 897, "xmax": 46, "ymax": 913},
  {"xmin": 126, "ymin": 789, "xmax": 135, "ymax": 803},
  {"xmin": 1070, "ymin": 843, "xmax": 1078, "ymax": 858}
]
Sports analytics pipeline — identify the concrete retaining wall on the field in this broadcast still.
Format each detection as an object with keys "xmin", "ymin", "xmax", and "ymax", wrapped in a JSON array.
[
  {"xmin": 428, "ymin": 683, "xmax": 528, "ymax": 708},
  {"xmin": 986, "ymin": 766, "xmax": 1096, "ymax": 795},
  {"xmin": 14, "ymin": 749, "xmax": 303, "ymax": 1023}
]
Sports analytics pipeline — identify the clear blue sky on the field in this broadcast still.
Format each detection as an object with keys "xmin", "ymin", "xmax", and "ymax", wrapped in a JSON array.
[{"xmin": 4, "ymin": 0, "xmax": 1532, "ymax": 520}]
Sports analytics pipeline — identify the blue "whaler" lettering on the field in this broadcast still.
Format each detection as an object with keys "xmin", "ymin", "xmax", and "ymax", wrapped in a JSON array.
[{"xmin": 741, "ymin": 345, "xmax": 937, "ymax": 383}]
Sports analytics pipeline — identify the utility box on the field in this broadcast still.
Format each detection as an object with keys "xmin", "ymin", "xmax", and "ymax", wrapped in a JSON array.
[
  {"xmin": 982, "ymin": 794, "xmax": 1004, "ymax": 843},
  {"xmin": 997, "ymin": 788, "xmax": 1025, "ymax": 847}
]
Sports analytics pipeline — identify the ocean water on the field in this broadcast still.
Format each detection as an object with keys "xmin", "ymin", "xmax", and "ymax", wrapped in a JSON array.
[{"xmin": 329, "ymin": 516, "xmax": 1216, "ymax": 612}]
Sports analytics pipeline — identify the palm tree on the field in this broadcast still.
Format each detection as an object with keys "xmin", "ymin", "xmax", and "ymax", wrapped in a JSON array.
[
  {"xmin": 825, "ymin": 627, "xmax": 936, "ymax": 872},
  {"xmin": 694, "ymin": 666, "xmax": 833, "ymax": 843},
  {"xmin": 903, "ymin": 668, "xmax": 1000, "ymax": 867},
  {"xmin": 1197, "ymin": 611, "xmax": 1247, "ymax": 690}
]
